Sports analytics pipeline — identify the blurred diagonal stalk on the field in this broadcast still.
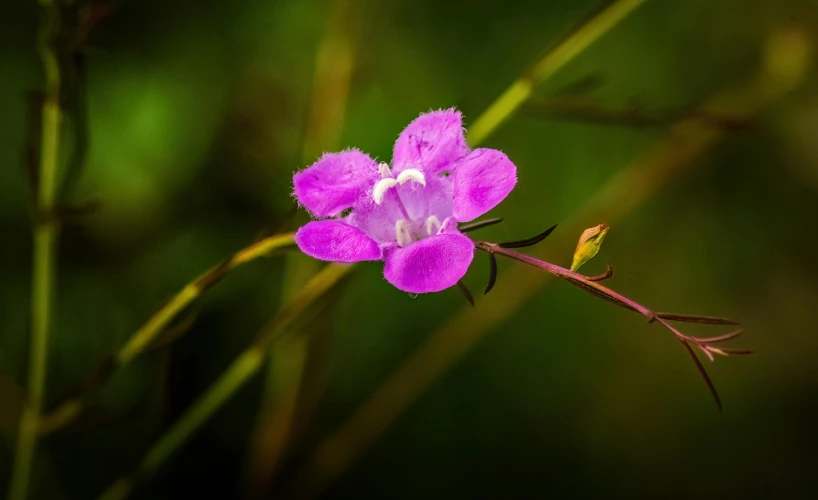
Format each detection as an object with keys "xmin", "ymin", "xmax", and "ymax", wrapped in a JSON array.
[
  {"xmin": 38, "ymin": 232, "xmax": 296, "ymax": 435},
  {"xmin": 97, "ymin": 264, "xmax": 352, "ymax": 500},
  {"xmin": 300, "ymin": 0, "xmax": 358, "ymax": 162},
  {"xmin": 467, "ymin": 0, "xmax": 649, "ymax": 145},
  {"xmin": 9, "ymin": 1, "xmax": 63, "ymax": 499},
  {"xmin": 243, "ymin": 0, "xmax": 364, "ymax": 495},
  {"xmin": 292, "ymin": 28, "xmax": 811, "ymax": 498},
  {"xmin": 525, "ymin": 98, "xmax": 755, "ymax": 130}
]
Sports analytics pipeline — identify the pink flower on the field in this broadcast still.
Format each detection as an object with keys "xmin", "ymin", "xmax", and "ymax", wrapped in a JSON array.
[{"xmin": 293, "ymin": 109, "xmax": 517, "ymax": 293}]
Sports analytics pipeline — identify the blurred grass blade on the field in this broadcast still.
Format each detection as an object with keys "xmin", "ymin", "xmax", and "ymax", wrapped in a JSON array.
[
  {"xmin": 467, "ymin": 0, "xmax": 649, "ymax": 145},
  {"xmin": 9, "ymin": 1, "xmax": 63, "ymax": 499},
  {"xmin": 39, "ymin": 232, "xmax": 296, "ymax": 435},
  {"xmin": 97, "ymin": 264, "xmax": 352, "ymax": 500}
]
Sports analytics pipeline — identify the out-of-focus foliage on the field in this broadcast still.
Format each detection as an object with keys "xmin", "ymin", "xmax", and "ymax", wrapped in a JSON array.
[{"xmin": 2, "ymin": 0, "xmax": 818, "ymax": 498}]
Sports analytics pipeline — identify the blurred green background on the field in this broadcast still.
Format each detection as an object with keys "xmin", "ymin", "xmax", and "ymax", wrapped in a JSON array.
[{"xmin": 2, "ymin": 0, "xmax": 818, "ymax": 498}]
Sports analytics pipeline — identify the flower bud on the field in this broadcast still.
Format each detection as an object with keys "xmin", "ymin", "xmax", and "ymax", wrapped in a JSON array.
[{"xmin": 571, "ymin": 223, "xmax": 609, "ymax": 272}]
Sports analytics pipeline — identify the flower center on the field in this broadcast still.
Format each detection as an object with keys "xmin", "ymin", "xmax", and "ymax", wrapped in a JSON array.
[
  {"xmin": 372, "ymin": 163, "xmax": 441, "ymax": 247},
  {"xmin": 395, "ymin": 215, "xmax": 442, "ymax": 247}
]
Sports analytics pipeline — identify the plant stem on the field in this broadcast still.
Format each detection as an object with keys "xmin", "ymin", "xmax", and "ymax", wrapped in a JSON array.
[
  {"xmin": 476, "ymin": 242, "xmax": 749, "ymax": 411},
  {"xmin": 466, "ymin": 0, "xmax": 649, "ymax": 145},
  {"xmin": 96, "ymin": 263, "xmax": 352, "ymax": 500},
  {"xmin": 117, "ymin": 232, "xmax": 297, "ymax": 365},
  {"xmin": 9, "ymin": 1, "xmax": 62, "ymax": 499},
  {"xmin": 98, "ymin": 348, "xmax": 266, "ymax": 500},
  {"xmin": 243, "ymin": 1, "xmax": 363, "ymax": 493},
  {"xmin": 477, "ymin": 242, "xmax": 651, "ymax": 315},
  {"xmin": 38, "ymin": 232, "xmax": 296, "ymax": 435}
]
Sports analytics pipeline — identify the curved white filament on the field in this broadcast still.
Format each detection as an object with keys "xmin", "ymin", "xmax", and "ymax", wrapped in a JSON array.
[
  {"xmin": 395, "ymin": 219, "xmax": 414, "ymax": 247},
  {"xmin": 396, "ymin": 168, "xmax": 426, "ymax": 186},
  {"xmin": 373, "ymin": 178, "xmax": 399, "ymax": 205},
  {"xmin": 425, "ymin": 215, "xmax": 442, "ymax": 236}
]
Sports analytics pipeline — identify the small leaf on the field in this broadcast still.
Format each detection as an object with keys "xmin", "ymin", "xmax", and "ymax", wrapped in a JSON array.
[
  {"xmin": 498, "ymin": 224, "xmax": 558, "ymax": 249},
  {"xmin": 458, "ymin": 217, "xmax": 504, "ymax": 233},
  {"xmin": 655, "ymin": 312, "xmax": 740, "ymax": 326},
  {"xmin": 681, "ymin": 341, "xmax": 722, "ymax": 413},
  {"xmin": 570, "ymin": 223, "xmax": 609, "ymax": 272},
  {"xmin": 484, "ymin": 252, "xmax": 498, "ymax": 295},
  {"xmin": 456, "ymin": 280, "xmax": 475, "ymax": 307}
]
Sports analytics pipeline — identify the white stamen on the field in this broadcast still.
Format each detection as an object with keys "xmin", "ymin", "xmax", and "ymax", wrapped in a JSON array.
[
  {"xmin": 396, "ymin": 168, "xmax": 426, "ymax": 186},
  {"xmin": 425, "ymin": 215, "xmax": 442, "ymax": 236},
  {"xmin": 373, "ymin": 178, "xmax": 398, "ymax": 205},
  {"xmin": 395, "ymin": 219, "xmax": 414, "ymax": 247},
  {"xmin": 378, "ymin": 162, "xmax": 392, "ymax": 178}
]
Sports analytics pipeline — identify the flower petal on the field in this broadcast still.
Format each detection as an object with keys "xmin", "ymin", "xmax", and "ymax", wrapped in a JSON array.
[
  {"xmin": 392, "ymin": 109, "xmax": 470, "ymax": 175},
  {"xmin": 383, "ymin": 232, "xmax": 474, "ymax": 293},
  {"xmin": 452, "ymin": 148, "xmax": 517, "ymax": 222},
  {"xmin": 295, "ymin": 220, "xmax": 382, "ymax": 262},
  {"xmin": 293, "ymin": 150, "xmax": 379, "ymax": 217},
  {"xmin": 395, "ymin": 174, "xmax": 453, "ymax": 222},
  {"xmin": 346, "ymin": 193, "xmax": 405, "ymax": 245}
]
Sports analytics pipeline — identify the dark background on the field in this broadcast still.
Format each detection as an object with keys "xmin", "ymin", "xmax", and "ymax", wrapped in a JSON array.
[{"xmin": 2, "ymin": 0, "xmax": 818, "ymax": 498}]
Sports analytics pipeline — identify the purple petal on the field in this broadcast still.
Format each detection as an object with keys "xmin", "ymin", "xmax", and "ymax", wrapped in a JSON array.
[
  {"xmin": 346, "ymin": 193, "xmax": 404, "ymax": 245},
  {"xmin": 293, "ymin": 150, "xmax": 379, "ymax": 217},
  {"xmin": 383, "ymin": 233, "xmax": 474, "ymax": 293},
  {"xmin": 396, "ymin": 174, "xmax": 453, "ymax": 222},
  {"xmin": 452, "ymin": 148, "xmax": 517, "ymax": 222},
  {"xmin": 295, "ymin": 220, "xmax": 382, "ymax": 262},
  {"xmin": 392, "ymin": 109, "xmax": 470, "ymax": 175}
]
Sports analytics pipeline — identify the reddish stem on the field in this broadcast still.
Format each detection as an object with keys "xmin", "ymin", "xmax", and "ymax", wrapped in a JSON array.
[{"xmin": 474, "ymin": 240, "xmax": 748, "ymax": 411}]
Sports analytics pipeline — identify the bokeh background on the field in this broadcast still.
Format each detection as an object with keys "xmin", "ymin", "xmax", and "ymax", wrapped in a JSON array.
[{"xmin": 2, "ymin": 0, "xmax": 818, "ymax": 498}]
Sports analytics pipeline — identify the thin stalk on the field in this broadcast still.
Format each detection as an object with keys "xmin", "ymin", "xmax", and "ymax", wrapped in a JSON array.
[
  {"xmin": 480, "ymin": 243, "xmax": 743, "ymax": 346},
  {"xmin": 243, "ymin": 0, "xmax": 362, "ymax": 493},
  {"xmin": 96, "ymin": 264, "xmax": 352, "ymax": 500},
  {"xmin": 479, "ymin": 242, "xmax": 653, "ymax": 316},
  {"xmin": 525, "ymin": 99, "xmax": 754, "ymax": 130},
  {"xmin": 467, "ymin": 0, "xmax": 649, "ymax": 145},
  {"xmin": 479, "ymin": 242, "xmax": 751, "ymax": 410},
  {"xmin": 9, "ymin": 1, "xmax": 62, "ymax": 499},
  {"xmin": 39, "ymin": 232, "xmax": 296, "ymax": 435}
]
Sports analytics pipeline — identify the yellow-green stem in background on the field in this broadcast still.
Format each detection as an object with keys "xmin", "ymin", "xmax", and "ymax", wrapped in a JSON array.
[
  {"xmin": 242, "ymin": 0, "xmax": 362, "ymax": 494},
  {"xmin": 96, "ymin": 264, "xmax": 352, "ymax": 500},
  {"xmin": 467, "ymin": 0, "xmax": 649, "ymax": 145},
  {"xmin": 8, "ymin": 1, "xmax": 63, "ymax": 499},
  {"xmin": 39, "ymin": 232, "xmax": 296, "ymax": 435}
]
